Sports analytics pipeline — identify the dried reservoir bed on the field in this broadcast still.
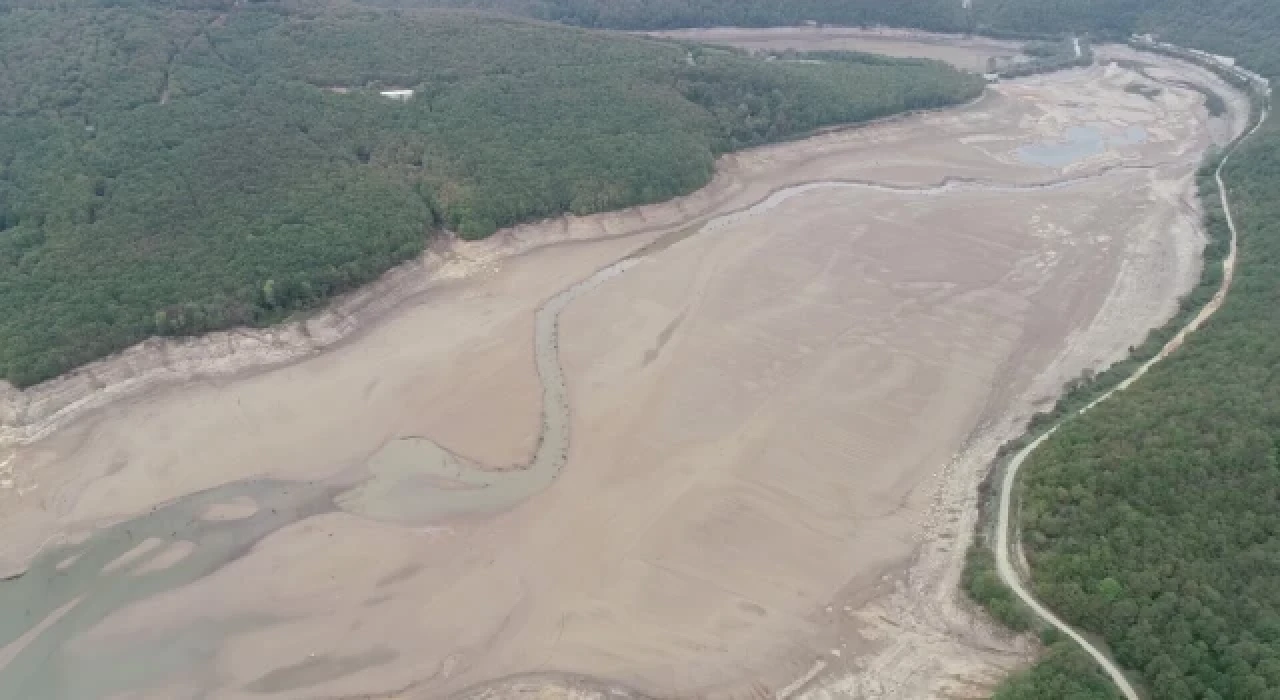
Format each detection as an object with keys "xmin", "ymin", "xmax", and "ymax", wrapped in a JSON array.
[{"xmin": 0, "ymin": 41, "xmax": 1247, "ymax": 700}]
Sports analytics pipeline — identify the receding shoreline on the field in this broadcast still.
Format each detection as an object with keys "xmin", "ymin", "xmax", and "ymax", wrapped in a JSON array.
[
  {"xmin": 0, "ymin": 88, "xmax": 997, "ymax": 449},
  {"xmin": 0, "ymin": 32, "xmax": 1250, "ymax": 700}
]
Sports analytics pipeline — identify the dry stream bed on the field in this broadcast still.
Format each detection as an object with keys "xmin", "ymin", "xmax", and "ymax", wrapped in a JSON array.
[{"xmin": 0, "ymin": 35, "xmax": 1249, "ymax": 700}]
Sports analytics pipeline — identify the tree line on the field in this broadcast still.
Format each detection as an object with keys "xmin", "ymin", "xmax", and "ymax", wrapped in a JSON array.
[
  {"xmin": 398, "ymin": 2, "xmax": 1280, "ymax": 698},
  {"xmin": 0, "ymin": 0, "xmax": 982, "ymax": 386},
  {"xmin": 968, "ymin": 0, "xmax": 1280, "ymax": 697}
]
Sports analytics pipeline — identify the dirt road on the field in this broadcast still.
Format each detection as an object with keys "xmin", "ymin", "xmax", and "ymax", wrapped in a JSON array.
[
  {"xmin": 993, "ymin": 81, "xmax": 1269, "ymax": 700},
  {"xmin": 0, "ymin": 40, "xmax": 1248, "ymax": 700}
]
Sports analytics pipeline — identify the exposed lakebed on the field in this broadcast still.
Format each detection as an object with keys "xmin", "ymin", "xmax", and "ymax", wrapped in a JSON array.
[
  {"xmin": 1016, "ymin": 123, "xmax": 1149, "ymax": 166},
  {"xmin": 0, "ymin": 169, "xmax": 1169, "ymax": 697},
  {"xmin": 0, "ymin": 50, "xmax": 1234, "ymax": 700}
]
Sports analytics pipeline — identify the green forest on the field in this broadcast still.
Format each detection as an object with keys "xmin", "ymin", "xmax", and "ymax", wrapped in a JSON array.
[
  {"xmin": 384, "ymin": 0, "xmax": 1280, "ymax": 76},
  {"xmin": 982, "ymin": 0, "xmax": 1280, "ymax": 698},
  {"xmin": 1012, "ymin": 116, "xmax": 1280, "ymax": 700},
  {"xmin": 360, "ymin": 0, "xmax": 972, "ymax": 34},
  {"xmin": 375, "ymin": 0, "xmax": 1280, "ymax": 74},
  {"xmin": 8, "ymin": 0, "xmax": 1280, "ymax": 697},
  {"xmin": 0, "ymin": 0, "xmax": 981, "ymax": 386},
  {"xmin": 981, "ymin": 1, "xmax": 1280, "ymax": 699},
  {"xmin": 993, "ymin": 640, "xmax": 1123, "ymax": 700},
  {"xmin": 377, "ymin": 2, "xmax": 1280, "ymax": 699}
]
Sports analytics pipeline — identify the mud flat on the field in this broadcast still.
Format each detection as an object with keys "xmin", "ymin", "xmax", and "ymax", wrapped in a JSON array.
[{"xmin": 0, "ymin": 39, "xmax": 1247, "ymax": 700}]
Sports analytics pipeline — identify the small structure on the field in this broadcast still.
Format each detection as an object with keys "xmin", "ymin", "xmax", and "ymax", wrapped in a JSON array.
[{"xmin": 380, "ymin": 89, "xmax": 415, "ymax": 101}]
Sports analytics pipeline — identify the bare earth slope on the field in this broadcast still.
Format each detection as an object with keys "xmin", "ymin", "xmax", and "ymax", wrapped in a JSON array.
[{"xmin": 0, "ymin": 40, "xmax": 1246, "ymax": 700}]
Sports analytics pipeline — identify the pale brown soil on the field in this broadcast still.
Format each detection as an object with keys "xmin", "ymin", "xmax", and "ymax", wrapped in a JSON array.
[{"xmin": 0, "ymin": 38, "xmax": 1245, "ymax": 700}]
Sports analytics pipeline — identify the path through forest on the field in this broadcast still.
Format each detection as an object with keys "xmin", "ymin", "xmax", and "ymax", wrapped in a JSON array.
[{"xmin": 993, "ymin": 66, "xmax": 1270, "ymax": 700}]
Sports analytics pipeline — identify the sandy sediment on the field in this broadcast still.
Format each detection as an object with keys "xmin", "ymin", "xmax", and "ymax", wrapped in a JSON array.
[
  {"xmin": 0, "ymin": 27, "xmax": 1047, "ymax": 450},
  {"xmin": 0, "ymin": 37, "xmax": 1250, "ymax": 700},
  {"xmin": 0, "ymin": 168, "xmax": 747, "ymax": 448},
  {"xmin": 0, "ymin": 92, "xmax": 991, "ymax": 451}
]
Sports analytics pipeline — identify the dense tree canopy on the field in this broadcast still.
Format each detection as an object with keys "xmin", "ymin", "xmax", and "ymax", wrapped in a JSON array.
[
  {"xmin": 977, "ymin": 1, "xmax": 1280, "ymax": 697},
  {"xmin": 1015, "ymin": 121, "xmax": 1280, "ymax": 699},
  {"xmin": 361, "ymin": 0, "xmax": 972, "ymax": 34},
  {"xmin": 974, "ymin": 0, "xmax": 1280, "ymax": 77},
  {"xmin": 395, "ymin": 2, "xmax": 1280, "ymax": 699},
  {"xmin": 10, "ymin": 0, "xmax": 1280, "ymax": 696},
  {"xmin": 378, "ymin": 0, "xmax": 1280, "ymax": 76},
  {"xmin": 967, "ymin": 1, "xmax": 1280, "ymax": 697},
  {"xmin": 993, "ymin": 641, "xmax": 1122, "ymax": 700},
  {"xmin": 0, "ymin": 1, "xmax": 981, "ymax": 386}
]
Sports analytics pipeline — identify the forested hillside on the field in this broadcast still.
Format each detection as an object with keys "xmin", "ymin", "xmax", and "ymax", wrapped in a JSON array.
[
  {"xmin": 379, "ymin": 2, "xmax": 1280, "ymax": 699},
  {"xmin": 358, "ymin": 0, "xmax": 971, "ymax": 33},
  {"xmin": 977, "ymin": 1, "xmax": 1280, "ymax": 698},
  {"xmin": 1010, "ymin": 117, "xmax": 1280, "ymax": 700},
  {"xmin": 0, "ymin": 1, "xmax": 981, "ymax": 386},
  {"xmin": 979, "ymin": 1, "xmax": 1280, "ymax": 699},
  {"xmin": 8, "ymin": 0, "xmax": 1280, "ymax": 694},
  {"xmin": 974, "ymin": 0, "xmax": 1280, "ymax": 76},
  {"xmin": 969, "ymin": 1, "xmax": 1280, "ymax": 698},
  {"xmin": 383, "ymin": 0, "xmax": 1280, "ymax": 76}
]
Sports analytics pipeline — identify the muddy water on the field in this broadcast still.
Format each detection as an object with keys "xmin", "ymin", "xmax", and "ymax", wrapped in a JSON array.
[
  {"xmin": 333, "ymin": 174, "xmax": 1129, "ymax": 523},
  {"xmin": 1016, "ymin": 123, "xmax": 1149, "ymax": 166},
  {"xmin": 0, "ymin": 170, "xmax": 1138, "ymax": 698},
  {"xmin": 336, "ymin": 258, "xmax": 639, "ymax": 521},
  {"xmin": 0, "ymin": 477, "xmax": 343, "ymax": 698}
]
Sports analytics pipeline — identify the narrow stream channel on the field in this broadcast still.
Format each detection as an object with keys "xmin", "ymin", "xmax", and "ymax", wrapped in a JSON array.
[{"xmin": 0, "ymin": 168, "xmax": 1141, "ymax": 698}]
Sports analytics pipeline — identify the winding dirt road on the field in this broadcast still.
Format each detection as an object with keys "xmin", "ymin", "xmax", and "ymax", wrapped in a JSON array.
[
  {"xmin": 994, "ymin": 77, "xmax": 1270, "ymax": 700},
  {"xmin": 0, "ymin": 49, "xmax": 1242, "ymax": 699}
]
